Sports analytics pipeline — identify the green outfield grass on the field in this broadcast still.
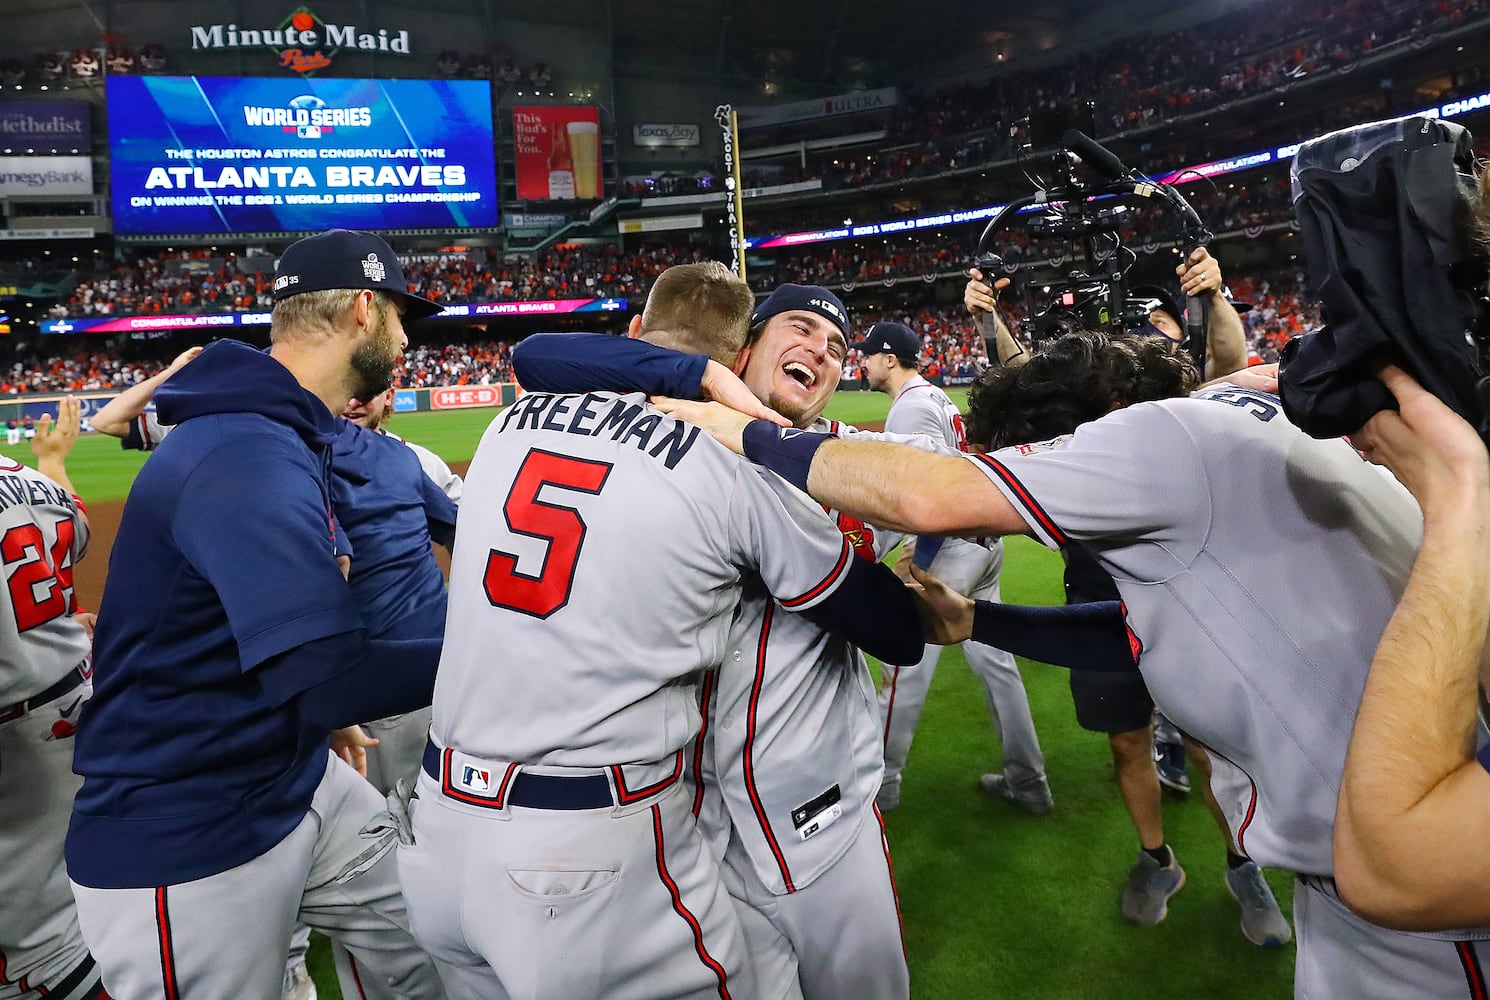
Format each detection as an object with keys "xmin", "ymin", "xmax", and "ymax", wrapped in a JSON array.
[{"xmin": 33, "ymin": 392, "xmax": 1295, "ymax": 997}]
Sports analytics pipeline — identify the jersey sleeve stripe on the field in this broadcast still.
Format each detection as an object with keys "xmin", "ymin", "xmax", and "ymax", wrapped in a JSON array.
[
  {"xmin": 969, "ymin": 454, "xmax": 1070, "ymax": 548},
  {"xmin": 743, "ymin": 602, "xmax": 795, "ymax": 893},
  {"xmin": 777, "ymin": 536, "xmax": 853, "ymax": 609}
]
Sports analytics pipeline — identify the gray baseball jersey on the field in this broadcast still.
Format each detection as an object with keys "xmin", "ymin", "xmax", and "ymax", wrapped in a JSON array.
[
  {"xmin": 0, "ymin": 458, "xmax": 100, "ymax": 998},
  {"xmin": 879, "ymin": 376, "xmax": 1044, "ymax": 798},
  {"xmin": 969, "ymin": 384, "xmax": 1417, "ymax": 877},
  {"xmin": 0, "ymin": 457, "xmax": 90, "ymax": 704},
  {"xmin": 409, "ymin": 390, "xmax": 864, "ymax": 1000},
  {"xmin": 431, "ymin": 391, "xmax": 857, "ymax": 766},
  {"xmin": 381, "ymin": 432, "xmax": 463, "ymax": 502}
]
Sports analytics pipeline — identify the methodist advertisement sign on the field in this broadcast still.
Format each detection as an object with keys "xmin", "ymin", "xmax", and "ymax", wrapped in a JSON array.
[
  {"xmin": 107, "ymin": 76, "xmax": 498, "ymax": 235},
  {"xmin": 0, "ymin": 101, "xmax": 90, "ymax": 153},
  {"xmin": 512, "ymin": 107, "xmax": 601, "ymax": 201},
  {"xmin": 0, "ymin": 156, "xmax": 93, "ymax": 197}
]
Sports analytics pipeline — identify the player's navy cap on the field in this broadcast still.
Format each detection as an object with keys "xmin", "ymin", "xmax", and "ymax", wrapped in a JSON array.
[
  {"xmin": 1130, "ymin": 284, "xmax": 1183, "ymax": 326},
  {"xmin": 849, "ymin": 322, "xmax": 921, "ymax": 364},
  {"xmin": 751, "ymin": 283, "xmax": 850, "ymax": 336},
  {"xmin": 272, "ymin": 229, "xmax": 443, "ymax": 321}
]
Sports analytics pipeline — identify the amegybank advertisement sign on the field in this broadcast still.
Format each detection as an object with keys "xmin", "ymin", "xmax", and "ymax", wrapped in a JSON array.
[
  {"xmin": 107, "ymin": 76, "xmax": 498, "ymax": 234},
  {"xmin": 0, "ymin": 156, "xmax": 93, "ymax": 197}
]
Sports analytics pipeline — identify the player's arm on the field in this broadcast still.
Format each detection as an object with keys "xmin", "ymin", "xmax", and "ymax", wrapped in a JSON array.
[
  {"xmin": 173, "ymin": 443, "xmax": 439, "ymax": 731},
  {"xmin": 1333, "ymin": 366, "xmax": 1490, "ymax": 932},
  {"xmin": 417, "ymin": 460, "xmax": 459, "ymax": 550},
  {"xmin": 512, "ymin": 332, "xmax": 787, "ymax": 425},
  {"xmin": 730, "ymin": 464, "xmax": 924, "ymax": 665},
  {"xmin": 31, "ymin": 396, "xmax": 82, "ymax": 503},
  {"xmin": 1177, "ymin": 248, "xmax": 1247, "ymax": 379},
  {"xmin": 91, "ymin": 345, "xmax": 200, "ymax": 439}
]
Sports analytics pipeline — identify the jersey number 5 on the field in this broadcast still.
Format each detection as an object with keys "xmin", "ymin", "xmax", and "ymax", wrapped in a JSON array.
[
  {"xmin": 483, "ymin": 449, "xmax": 614, "ymax": 619},
  {"xmin": 2, "ymin": 517, "xmax": 77, "ymax": 632}
]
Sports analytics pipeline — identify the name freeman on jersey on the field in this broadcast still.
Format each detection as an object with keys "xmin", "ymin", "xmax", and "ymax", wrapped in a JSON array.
[
  {"xmin": 498, "ymin": 392, "xmax": 701, "ymax": 470},
  {"xmin": 0, "ymin": 472, "xmax": 77, "ymax": 515}
]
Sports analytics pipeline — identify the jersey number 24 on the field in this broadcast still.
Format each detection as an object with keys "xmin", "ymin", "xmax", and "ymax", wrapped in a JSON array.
[
  {"xmin": 1, "ymin": 516, "xmax": 77, "ymax": 632},
  {"xmin": 483, "ymin": 449, "xmax": 614, "ymax": 619}
]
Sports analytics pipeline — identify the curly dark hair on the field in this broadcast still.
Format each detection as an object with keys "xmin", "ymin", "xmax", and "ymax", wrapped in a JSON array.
[{"xmin": 965, "ymin": 330, "xmax": 1201, "ymax": 451}]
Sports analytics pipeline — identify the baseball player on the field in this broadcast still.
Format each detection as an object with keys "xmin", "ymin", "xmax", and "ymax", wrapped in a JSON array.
[
  {"xmin": 0, "ymin": 397, "xmax": 107, "ymax": 1000},
  {"xmin": 399, "ymin": 265, "xmax": 924, "ymax": 1000},
  {"xmin": 344, "ymin": 387, "xmax": 463, "ymax": 502},
  {"xmin": 65, "ymin": 230, "xmax": 447, "ymax": 1000},
  {"xmin": 966, "ymin": 259, "xmax": 1288, "ymax": 944},
  {"xmin": 853, "ymin": 320, "xmax": 1051, "ymax": 815},
  {"xmin": 660, "ymin": 329, "xmax": 1481, "ymax": 998},
  {"xmin": 91, "ymin": 345, "xmax": 203, "ymax": 451},
  {"xmin": 89, "ymin": 341, "xmax": 462, "ymax": 1000},
  {"xmin": 512, "ymin": 283, "xmax": 924, "ymax": 999}
]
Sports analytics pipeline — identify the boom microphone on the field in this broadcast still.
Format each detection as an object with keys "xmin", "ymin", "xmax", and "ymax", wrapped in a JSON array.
[{"xmin": 1061, "ymin": 129, "xmax": 1130, "ymax": 181}]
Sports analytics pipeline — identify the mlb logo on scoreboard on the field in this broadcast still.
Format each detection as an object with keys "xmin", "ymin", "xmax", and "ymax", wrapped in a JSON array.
[
  {"xmin": 460, "ymin": 765, "xmax": 491, "ymax": 791},
  {"xmin": 297, "ymin": 125, "xmax": 322, "ymax": 139}
]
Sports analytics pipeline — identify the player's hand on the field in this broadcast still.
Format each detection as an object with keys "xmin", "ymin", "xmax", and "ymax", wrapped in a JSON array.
[
  {"xmin": 1177, "ymin": 247, "xmax": 1223, "ymax": 297},
  {"xmin": 907, "ymin": 563, "xmax": 975, "ymax": 644},
  {"xmin": 330, "ymin": 725, "xmax": 379, "ymax": 779},
  {"xmin": 1210, "ymin": 363, "xmax": 1278, "ymax": 394},
  {"xmin": 1351, "ymin": 365, "xmax": 1490, "ymax": 520},
  {"xmin": 31, "ymin": 396, "xmax": 80, "ymax": 462},
  {"xmin": 650, "ymin": 397, "xmax": 752, "ymax": 455},
  {"xmin": 892, "ymin": 544, "xmax": 916, "ymax": 584},
  {"xmin": 73, "ymin": 611, "xmax": 97, "ymax": 640},
  {"xmin": 168, "ymin": 345, "xmax": 204, "ymax": 373},
  {"xmin": 700, "ymin": 360, "xmax": 790, "ymax": 427},
  {"xmin": 336, "ymin": 554, "xmax": 351, "ymax": 580},
  {"xmin": 965, "ymin": 267, "xmax": 1009, "ymax": 318}
]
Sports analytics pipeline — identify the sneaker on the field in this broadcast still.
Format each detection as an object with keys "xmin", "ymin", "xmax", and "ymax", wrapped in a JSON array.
[
  {"xmin": 282, "ymin": 961, "xmax": 317, "ymax": 1000},
  {"xmin": 977, "ymin": 772, "xmax": 1054, "ymax": 816},
  {"xmin": 1121, "ymin": 849, "xmax": 1186, "ymax": 925},
  {"xmin": 1153, "ymin": 736, "xmax": 1190, "ymax": 794},
  {"xmin": 1225, "ymin": 861, "xmax": 1293, "ymax": 947},
  {"xmin": 875, "ymin": 774, "xmax": 901, "ymax": 813}
]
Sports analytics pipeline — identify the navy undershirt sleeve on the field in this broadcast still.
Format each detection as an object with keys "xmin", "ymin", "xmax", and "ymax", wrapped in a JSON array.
[
  {"xmin": 798, "ymin": 556, "xmax": 924, "ymax": 665},
  {"xmin": 972, "ymin": 600, "xmax": 1138, "ymax": 672},
  {"xmin": 418, "ymin": 465, "xmax": 459, "ymax": 549},
  {"xmin": 513, "ymin": 333, "xmax": 709, "ymax": 397},
  {"xmin": 256, "ymin": 629, "xmax": 442, "ymax": 730},
  {"xmin": 741, "ymin": 421, "xmax": 833, "ymax": 493},
  {"xmin": 1478, "ymin": 740, "xmax": 1490, "ymax": 776}
]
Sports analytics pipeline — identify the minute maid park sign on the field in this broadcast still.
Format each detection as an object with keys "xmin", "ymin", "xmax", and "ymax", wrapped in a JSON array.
[{"xmin": 190, "ymin": 7, "xmax": 412, "ymax": 75}]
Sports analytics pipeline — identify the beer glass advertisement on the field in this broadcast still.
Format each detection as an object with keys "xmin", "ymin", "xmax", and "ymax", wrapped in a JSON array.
[
  {"xmin": 512, "ymin": 106, "xmax": 601, "ymax": 201},
  {"xmin": 108, "ymin": 76, "xmax": 498, "ymax": 234}
]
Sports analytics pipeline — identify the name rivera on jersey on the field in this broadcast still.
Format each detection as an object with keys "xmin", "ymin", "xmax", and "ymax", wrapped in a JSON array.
[
  {"xmin": 0, "ymin": 471, "xmax": 76, "ymax": 515},
  {"xmin": 498, "ymin": 391, "xmax": 702, "ymax": 470}
]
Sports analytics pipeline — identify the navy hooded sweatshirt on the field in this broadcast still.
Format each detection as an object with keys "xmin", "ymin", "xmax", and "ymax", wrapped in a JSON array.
[{"xmin": 66, "ymin": 340, "xmax": 435, "ymax": 889}]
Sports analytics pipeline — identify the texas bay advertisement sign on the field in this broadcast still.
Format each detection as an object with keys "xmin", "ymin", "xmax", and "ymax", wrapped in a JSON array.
[
  {"xmin": 189, "ymin": 7, "xmax": 412, "ymax": 75},
  {"xmin": 632, "ymin": 123, "xmax": 701, "ymax": 148}
]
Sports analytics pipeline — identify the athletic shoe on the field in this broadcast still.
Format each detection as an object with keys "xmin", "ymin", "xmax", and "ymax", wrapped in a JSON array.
[
  {"xmin": 875, "ymin": 773, "xmax": 901, "ymax": 813},
  {"xmin": 977, "ymin": 772, "xmax": 1055, "ymax": 816},
  {"xmin": 1225, "ymin": 861, "xmax": 1294, "ymax": 947},
  {"xmin": 1120, "ymin": 849, "xmax": 1186, "ymax": 925},
  {"xmin": 1153, "ymin": 738, "xmax": 1191, "ymax": 794},
  {"xmin": 282, "ymin": 961, "xmax": 317, "ymax": 1000}
]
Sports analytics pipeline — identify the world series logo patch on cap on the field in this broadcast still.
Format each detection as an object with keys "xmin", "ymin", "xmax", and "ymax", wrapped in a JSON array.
[{"xmin": 361, "ymin": 253, "xmax": 386, "ymax": 283}]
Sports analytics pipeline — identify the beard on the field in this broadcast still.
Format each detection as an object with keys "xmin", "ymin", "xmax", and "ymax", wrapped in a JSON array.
[{"xmin": 349, "ymin": 305, "xmax": 400, "ymax": 402}]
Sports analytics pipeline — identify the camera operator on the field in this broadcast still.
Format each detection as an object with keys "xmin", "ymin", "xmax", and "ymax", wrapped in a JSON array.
[
  {"xmin": 958, "ymin": 248, "xmax": 1287, "ymax": 944},
  {"xmin": 1333, "ymin": 363, "xmax": 1490, "ymax": 932},
  {"xmin": 964, "ymin": 245, "xmax": 1249, "ymax": 379}
]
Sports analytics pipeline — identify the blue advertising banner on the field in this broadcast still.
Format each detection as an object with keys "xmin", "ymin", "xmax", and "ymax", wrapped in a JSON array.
[
  {"xmin": 0, "ymin": 101, "xmax": 90, "ymax": 154},
  {"xmin": 393, "ymin": 389, "xmax": 417, "ymax": 412},
  {"xmin": 107, "ymin": 76, "xmax": 498, "ymax": 235}
]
